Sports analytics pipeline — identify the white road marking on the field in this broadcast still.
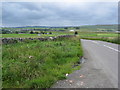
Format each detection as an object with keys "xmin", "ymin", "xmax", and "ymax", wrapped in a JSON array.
[
  {"xmin": 103, "ymin": 45, "xmax": 120, "ymax": 52},
  {"xmin": 90, "ymin": 40, "xmax": 120, "ymax": 52},
  {"xmin": 91, "ymin": 41, "xmax": 99, "ymax": 44}
]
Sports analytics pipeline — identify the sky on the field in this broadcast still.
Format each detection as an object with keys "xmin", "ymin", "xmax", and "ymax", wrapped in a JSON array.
[{"xmin": 2, "ymin": 1, "xmax": 118, "ymax": 27}]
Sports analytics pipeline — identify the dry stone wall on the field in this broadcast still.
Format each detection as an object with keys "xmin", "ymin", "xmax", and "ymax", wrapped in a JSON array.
[{"xmin": 1, "ymin": 35, "xmax": 75, "ymax": 44}]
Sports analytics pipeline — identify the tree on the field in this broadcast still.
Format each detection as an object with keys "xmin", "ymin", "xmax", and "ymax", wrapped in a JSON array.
[
  {"xmin": 30, "ymin": 31, "xmax": 34, "ymax": 34},
  {"xmin": 64, "ymin": 27, "xmax": 68, "ymax": 29},
  {"xmin": 35, "ymin": 32, "xmax": 39, "ymax": 34},
  {"xmin": 15, "ymin": 31, "xmax": 19, "ymax": 34},
  {"xmin": 74, "ymin": 31, "xmax": 78, "ymax": 35},
  {"xmin": 75, "ymin": 27, "xmax": 80, "ymax": 29},
  {"xmin": 49, "ymin": 32, "xmax": 52, "ymax": 34},
  {"xmin": 2, "ymin": 29, "xmax": 11, "ymax": 34},
  {"xmin": 40, "ymin": 31, "xmax": 45, "ymax": 34}
]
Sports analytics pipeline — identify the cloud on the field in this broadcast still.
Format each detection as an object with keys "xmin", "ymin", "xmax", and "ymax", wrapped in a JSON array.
[{"xmin": 2, "ymin": 2, "xmax": 118, "ymax": 26}]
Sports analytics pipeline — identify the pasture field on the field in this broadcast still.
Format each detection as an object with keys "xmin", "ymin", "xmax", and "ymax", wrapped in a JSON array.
[
  {"xmin": 2, "ymin": 36, "xmax": 83, "ymax": 88},
  {"xmin": 1, "ymin": 32, "xmax": 118, "ymax": 38},
  {"xmin": 1, "ymin": 32, "xmax": 73, "ymax": 38},
  {"xmin": 2, "ymin": 31, "xmax": 119, "ymax": 44},
  {"xmin": 78, "ymin": 32, "xmax": 119, "ymax": 44},
  {"xmin": 2, "ymin": 34, "xmax": 55, "ymax": 38},
  {"xmin": 78, "ymin": 32, "xmax": 118, "ymax": 38}
]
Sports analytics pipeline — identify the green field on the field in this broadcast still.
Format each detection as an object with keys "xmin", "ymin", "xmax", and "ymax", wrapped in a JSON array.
[
  {"xmin": 78, "ymin": 32, "xmax": 118, "ymax": 37},
  {"xmin": 1, "ymin": 32, "xmax": 74, "ymax": 38},
  {"xmin": 2, "ymin": 36, "xmax": 83, "ymax": 88},
  {"xmin": 2, "ymin": 31, "xmax": 119, "ymax": 44},
  {"xmin": 2, "ymin": 34, "xmax": 55, "ymax": 38},
  {"xmin": 78, "ymin": 32, "xmax": 119, "ymax": 44},
  {"xmin": 1, "ymin": 32, "xmax": 118, "ymax": 38},
  {"xmin": 1, "ymin": 24, "xmax": 118, "ymax": 32}
]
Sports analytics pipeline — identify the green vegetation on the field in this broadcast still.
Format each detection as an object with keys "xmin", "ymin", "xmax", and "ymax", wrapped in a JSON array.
[
  {"xmin": 82, "ymin": 37, "xmax": 120, "ymax": 44},
  {"xmin": 2, "ymin": 32, "xmax": 118, "ymax": 38},
  {"xmin": 1, "ymin": 24, "xmax": 117, "ymax": 34},
  {"xmin": 2, "ymin": 36, "xmax": 83, "ymax": 88},
  {"xmin": 1, "ymin": 32, "xmax": 73, "ymax": 38},
  {"xmin": 2, "ymin": 24, "xmax": 119, "ymax": 88},
  {"xmin": 2, "ymin": 31, "xmax": 119, "ymax": 44},
  {"xmin": 78, "ymin": 32, "xmax": 119, "ymax": 44},
  {"xmin": 2, "ymin": 34, "xmax": 55, "ymax": 38},
  {"xmin": 79, "ymin": 32, "xmax": 118, "ymax": 38},
  {"xmin": 80, "ymin": 24, "xmax": 118, "ymax": 31}
]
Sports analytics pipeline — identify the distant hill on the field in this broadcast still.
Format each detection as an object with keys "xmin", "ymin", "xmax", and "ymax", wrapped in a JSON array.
[
  {"xmin": 2, "ymin": 26, "xmax": 76, "ymax": 28},
  {"xmin": 80, "ymin": 24, "xmax": 118, "ymax": 31},
  {"xmin": 1, "ymin": 24, "xmax": 118, "ymax": 32}
]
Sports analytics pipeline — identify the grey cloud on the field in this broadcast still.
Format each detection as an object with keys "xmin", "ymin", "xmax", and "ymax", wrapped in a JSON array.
[{"xmin": 2, "ymin": 2, "xmax": 118, "ymax": 26}]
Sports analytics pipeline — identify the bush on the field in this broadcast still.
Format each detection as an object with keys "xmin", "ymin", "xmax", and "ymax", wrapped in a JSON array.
[
  {"xmin": 49, "ymin": 32, "xmax": 52, "ymax": 34},
  {"xmin": 30, "ymin": 31, "xmax": 34, "ymax": 34},
  {"xmin": 74, "ymin": 31, "xmax": 78, "ymax": 35}
]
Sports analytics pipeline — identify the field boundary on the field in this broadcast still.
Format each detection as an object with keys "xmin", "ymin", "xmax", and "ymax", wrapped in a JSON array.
[{"xmin": 1, "ymin": 35, "xmax": 75, "ymax": 44}]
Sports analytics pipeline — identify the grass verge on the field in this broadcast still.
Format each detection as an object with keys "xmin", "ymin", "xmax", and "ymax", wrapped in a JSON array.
[
  {"xmin": 81, "ymin": 37, "xmax": 120, "ymax": 44},
  {"xmin": 2, "ymin": 36, "xmax": 83, "ymax": 88}
]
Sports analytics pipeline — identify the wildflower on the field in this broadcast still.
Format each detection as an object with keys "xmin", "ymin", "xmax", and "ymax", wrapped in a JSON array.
[
  {"xmin": 29, "ymin": 56, "xmax": 33, "ymax": 58},
  {"xmin": 49, "ymin": 37, "xmax": 53, "ymax": 40},
  {"xmin": 66, "ymin": 73, "xmax": 69, "ymax": 76}
]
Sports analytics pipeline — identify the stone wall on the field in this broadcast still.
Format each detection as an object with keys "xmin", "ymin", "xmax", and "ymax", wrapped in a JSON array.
[{"xmin": 1, "ymin": 35, "xmax": 75, "ymax": 44}]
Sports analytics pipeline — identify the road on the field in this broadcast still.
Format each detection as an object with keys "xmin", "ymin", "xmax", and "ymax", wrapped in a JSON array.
[
  {"xmin": 52, "ymin": 39, "xmax": 119, "ymax": 88},
  {"xmin": 81, "ymin": 39, "xmax": 118, "ymax": 88}
]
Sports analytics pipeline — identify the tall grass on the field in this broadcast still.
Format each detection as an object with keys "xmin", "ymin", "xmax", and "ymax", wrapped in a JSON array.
[{"xmin": 2, "ymin": 36, "xmax": 83, "ymax": 88}]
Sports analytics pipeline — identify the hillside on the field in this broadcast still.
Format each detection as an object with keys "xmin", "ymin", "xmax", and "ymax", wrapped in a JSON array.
[
  {"xmin": 1, "ymin": 24, "xmax": 118, "ymax": 32},
  {"xmin": 80, "ymin": 24, "xmax": 118, "ymax": 31}
]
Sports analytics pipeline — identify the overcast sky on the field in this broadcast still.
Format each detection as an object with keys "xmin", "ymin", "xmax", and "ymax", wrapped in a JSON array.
[{"xmin": 2, "ymin": 2, "xmax": 118, "ymax": 27}]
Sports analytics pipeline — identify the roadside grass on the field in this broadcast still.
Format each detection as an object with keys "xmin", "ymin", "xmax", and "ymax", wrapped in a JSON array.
[
  {"xmin": 78, "ymin": 32, "xmax": 119, "ymax": 44},
  {"xmin": 81, "ymin": 37, "xmax": 120, "ymax": 44},
  {"xmin": 2, "ymin": 36, "xmax": 83, "ymax": 88}
]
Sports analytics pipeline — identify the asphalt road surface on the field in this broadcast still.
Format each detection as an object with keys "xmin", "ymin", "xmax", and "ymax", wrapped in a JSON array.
[
  {"xmin": 81, "ymin": 39, "xmax": 119, "ymax": 88},
  {"xmin": 52, "ymin": 39, "xmax": 119, "ymax": 88}
]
